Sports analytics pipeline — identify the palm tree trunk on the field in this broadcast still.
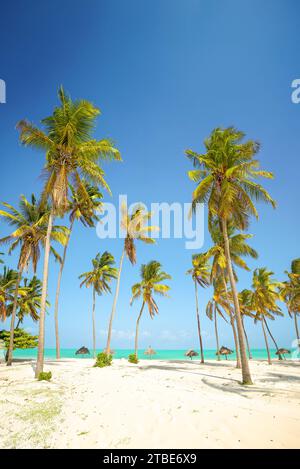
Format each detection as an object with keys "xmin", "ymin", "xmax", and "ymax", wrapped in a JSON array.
[
  {"xmin": 223, "ymin": 276, "xmax": 241, "ymax": 368},
  {"xmin": 105, "ymin": 248, "xmax": 125, "ymax": 354},
  {"xmin": 294, "ymin": 312, "xmax": 300, "ymax": 341},
  {"xmin": 264, "ymin": 318, "xmax": 282, "ymax": 360},
  {"xmin": 242, "ymin": 317, "xmax": 252, "ymax": 359},
  {"xmin": 54, "ymin": 220, "xmax": 74, "ymax": 360},
  {"xmin": 6, "ymin": 268, "xmax": 23, "ymax": 366},
  {"xmin": 214, "ymin": 303, "xmax": 220, "ymax": 361},
  {"xmin": 134, "ymin": 301, "xmax": 145, "ymax": 359},
  {"xmin": 92, "ymin": 287, "xmax": 96, "ymax": 358},
  {"xmin": 261, "ymin": 319, "xmax": 272, "ymax": 365},
  {"xmin": 221, "ymin": 218, "xmax": 253, "ymax": 384},
  {"xmin": 16, "ymin": 318, "xmax": 21, "ymax": 329},
  {"xmin": 35, "ymin": 209, "xmax": 53, "ymax": 378},
  {"xmin": 194, "ymin": 279, "xmax": 204, "ymax": 364}
]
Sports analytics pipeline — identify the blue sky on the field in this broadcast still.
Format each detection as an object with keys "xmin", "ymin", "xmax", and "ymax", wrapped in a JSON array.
[{"xmin": 0, "ymin": 0, "xmax": 299, "ymax": 350}]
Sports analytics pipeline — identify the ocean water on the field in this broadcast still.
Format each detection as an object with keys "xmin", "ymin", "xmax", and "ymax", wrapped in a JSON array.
[{"xmin": 8, "ymin": 347, "xmax": 284, "ymax": 361}]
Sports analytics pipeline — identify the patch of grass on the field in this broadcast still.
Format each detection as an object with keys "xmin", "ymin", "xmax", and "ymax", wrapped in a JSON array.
[
  {"xmin": 94, "ymin": 352, "xmax": 112, "ymax": 368},
  {"xmin": 128, "ymin": 353, "xmax": 139, "ymax": 364},
  {"xmin": 17, "ymin": 399, "xmax": 61, "ymax": 423},
  {"xmin": 38, "ymin": 371, "xmax": 52, "ymax": 381},
  {"xmin": 4, "ymin": 393, "xmax": 63, "ymax": 448}
]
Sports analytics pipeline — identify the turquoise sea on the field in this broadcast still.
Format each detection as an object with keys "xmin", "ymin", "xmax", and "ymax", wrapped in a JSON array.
[{"xmin": 8, "ymin": 348, "xmax": 284, "ymax": 361}]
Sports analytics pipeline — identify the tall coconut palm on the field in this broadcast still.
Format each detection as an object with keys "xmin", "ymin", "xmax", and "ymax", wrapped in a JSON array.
[
  {"xmin": 105, "ymin": 204, "xmax": 158, "ymax": 354},
  {"xmin": 4, "ymin": 276, "xmax": 45, "ymax": 361},
  {"xmin": 17, "ymin": 87, "xmax": 121, "ymax": 376},
  {"xmin": 79, "ymin": 252, "xmax": 118, "ymax": 357},
  {"xmin": 207, "ymin": 219, "xmax": 258, "ymax": 368},
  {"xmin": 130, "ymin": 261, "xmax": 171, "ymax": 360},
  {"xmin": 186, "ymin": 253, "xmax": 210, "ymax": 363},
  {"xmin": 281, "ymin": 259, "xmax": 300, "ymax": 341},
  {"xmin": 206, "ymin": 279, "xmax": 230, "ymax": 360},
  {"xmin": 187, "ymin": 127, "xmax": 275, "ymax": 384},
  {"xmin": 54, "ymin": 182, "xmax": 103, "ymax": 359},
  {"xmin": 238, "ymin": 289, "xmax": 255, "ymax": 359},
  {"xmin": 0, "ymin": 194, "xmax": 68, "ymax": 366},
  {"xmin": 0, "ymin": 267, "xmax": 18, "ymax": 321},
  {"xmin": 250, "ymin": 268, "xmax": 283, "ymax": 364}
]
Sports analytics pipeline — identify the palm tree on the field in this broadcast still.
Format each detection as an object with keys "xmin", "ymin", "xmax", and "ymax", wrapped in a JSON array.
[
  {"xmin": 207, "ymin": 219, "xmax": 258, "ymax": 368},
  {"xmin": 3, "ymin": 275, "xmax": 45, "ymax": 361},
  {"xmin": 250, "ymin": 268, "xmax": 283, "ymax": 364},
  {"xmin": 54, "ymin": 182, "xmax": 103, "ymax": 359},
  {"xmin": 0, "ymin": 194, "xmax": 68, "ymax": 366},
  {"xmin": 130, "ymin": 261, "xmax": 171, "ymax": 360},
  {"xmin": 186, "ymin": 253, "xmax": 210, "ymax": 363},
  {"xmin": 206, "ymin": 279, "xmax": 230, "ymax": 360},
  {"xmin": 0, "ymin": 267, "xmax": 18, "ymax": 321},
  {"xmin": 105, "ymin": 204, "xmax": 158, "ymax": 354},
  {"xmin": 17, "ymin": 87, "xmax": 121, "ymax": 377},
  {"xmin": 238, "ymin": 289, "xmax": 255, "ymax": 359},
  {"xmin": 281, "ymin": 259, "xmax": 300, "ymax": 341},
  {"xmin": 79, "ymin": 252, "xmax": 118, "ymax": 357},
  {"xmin": 187, "ymin": 127, "xmax": 275, "ymax": 384},
  {"xmin": 12, "ymin": 276, "xmax": 44, "ymax": 329}
]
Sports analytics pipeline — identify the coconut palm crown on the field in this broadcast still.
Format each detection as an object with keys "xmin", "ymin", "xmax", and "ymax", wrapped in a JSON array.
[
  {"xmin": 0, "ymin": 194, "xmax": 68, "ymax": 272},
  {"xmin": 79, "ymin": 251, "xmax": 118, "ymax": 294},
  {"xmin": 280, "ymin": 258, "xmax": 300, "ymax": 340},
  {"xmin": 186, "ymin": 253, "xmax": 211, "ymax": 287},
  {"xmin": 186, "ymin": 127, "xmax": 276, "ymax": 228},
  {"xmin": 251, "ymin": 268, "xmax": 283, "ymax": 322},
  {"xmin": 121, "ymin": 203, "xmax": 158, "ymax": 265},
  {"xmin": 17, "ymin": 87, "xmax": 121, "ymax": 215},
  {"xmin": 131, "ymin": 261, "xmax": 171, "ymax": 318},
  {"xmin": 207, "ymin": 218, "xmax": 258, "ymax": 282},
  {"xmin": 0, "ymin": 268, "xmax": 18, "ymax": 321}
]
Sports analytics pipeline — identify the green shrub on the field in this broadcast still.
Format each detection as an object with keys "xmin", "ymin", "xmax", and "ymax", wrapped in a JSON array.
[
  {"xmin": 94, "ymin": 352, "xmax": 112, "ymax": 368},
  {"xmin": 38, "ymin": 371, "xmax": 52, "ymax": 381},
  {"xmin": 128, "ymin": 353, "xmax": 139, "ymax": 364}
]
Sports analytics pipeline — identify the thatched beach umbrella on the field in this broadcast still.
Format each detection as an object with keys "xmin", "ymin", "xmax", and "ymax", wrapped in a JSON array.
[
  {"xmin": 276, "ymin": 348, "xmax": 290, "ymax": 360},
  {"xmin": 185, "ymin": 349, "xmax": 199, "ymax": 360},
  {"xmin": 217, "ymin": 346, "xmax": 233, "ymax": 360},
  {"xmin": 144, "ymin": 346, "xmax": 156, "ymax": 359},
  {"xmin": 75, "ymin": 346, "xmax": 90, "ymax": 357}
]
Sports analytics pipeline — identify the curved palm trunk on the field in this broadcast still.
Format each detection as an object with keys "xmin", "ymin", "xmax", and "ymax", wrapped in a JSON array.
[
  {"xmin": 134, "ymin": 301, "xmax": 145, "ymax": 359},
  {"xmin": 294, "ymin": 312, "xmax": 300, "ymax": 342},
  {"xmin": 105, "ymin": 248, "xmax": 125, "ymax": 354},
  {"xmin": 261, "ymin": 319, "xmax": 272, "ymax": 365},
  {"xmin": 242, "ymin": 317, "xmax": 252, "ymax": 359},
  {"xmin": 15, "ymin": 318, "xmax": 21, "ymax": 329},
  {"xmin": 194, "ymin": 279, "xmax": 204, "ymax": 364},
  {"xmin": 221, "ymin": 218, "xmax": 253, "ymax": 384},
  {"xmin": 6, "ymin": 268, "xmax": 23, "ymax": 366},
  {"xmin": 92, "ymin": 287, "xmax": 96, "ymax": 358},
  {"xmin": 214, "ymin": 303, "xmax": 220, "ymax": 361},
  {"xmin": 54, "ymin": 220, "xmax": 74, "ymax": 360},
  {"xmin": 264, "ymin": 318, "xmax": 282, "ymax": 360},
  {"xmin": 223, "ymin": 277, "xmax": 241, "ymax": 368},
  {"xmin": 35, "ymin": 210, "xmax": 53, "ymax": 378}
]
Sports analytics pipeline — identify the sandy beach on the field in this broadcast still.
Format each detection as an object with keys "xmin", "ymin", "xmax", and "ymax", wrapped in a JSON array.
[{"xmin": 0, "ymin": 358, "xmax": 299, "ymax": 449}]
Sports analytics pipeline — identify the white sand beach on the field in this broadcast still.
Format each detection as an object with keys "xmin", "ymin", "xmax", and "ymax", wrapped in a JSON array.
[{"xmin": 0, "ymin": 358, "xmax": 299, "ymax": 449}]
